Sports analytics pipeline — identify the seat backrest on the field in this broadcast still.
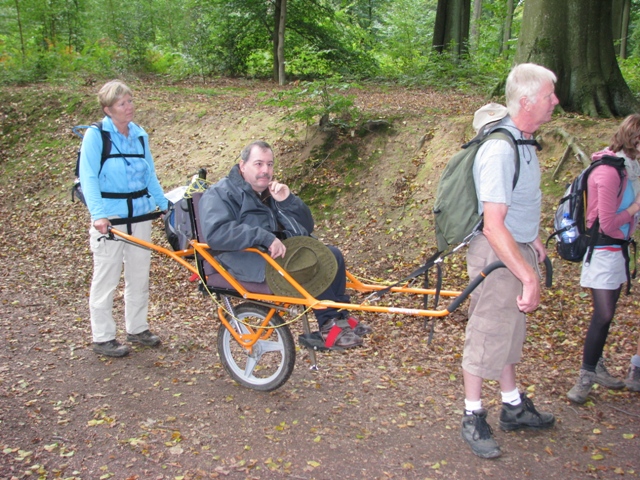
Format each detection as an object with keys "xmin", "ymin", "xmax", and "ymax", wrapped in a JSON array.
[
  {"xmin": 190, "ymin": 192, "xmax": 205, "ymax": 241},
  {"xmin": 190, "ymin": 191, "xmax": 214, "ymax": 277}
]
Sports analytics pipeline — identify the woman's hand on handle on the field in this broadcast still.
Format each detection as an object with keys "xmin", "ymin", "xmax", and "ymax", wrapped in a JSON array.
[{"xmin": 93, "ymin": 218, "xmax": 111, "ymax": 235}]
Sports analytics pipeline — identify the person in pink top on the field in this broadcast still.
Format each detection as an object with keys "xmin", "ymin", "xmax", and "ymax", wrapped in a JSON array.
[{"xmin": 568, "ymin": 114, "xmax": 640, "ymax": 403}]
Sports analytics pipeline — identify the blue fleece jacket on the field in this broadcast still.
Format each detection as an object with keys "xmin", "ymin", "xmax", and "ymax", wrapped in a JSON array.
[{"xmin": 78, "ymin": 116, "xmax": 168, "ymax": 221}]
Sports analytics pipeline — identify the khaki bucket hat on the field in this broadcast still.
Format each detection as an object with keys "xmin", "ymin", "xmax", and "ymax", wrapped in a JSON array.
[{"xmin": 266, "ymin": 236, "xmax": 337, "ymax": 298}]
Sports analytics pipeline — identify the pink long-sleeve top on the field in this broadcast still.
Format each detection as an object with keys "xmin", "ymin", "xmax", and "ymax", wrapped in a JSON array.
[{"xmin": 586, "ymin": 153, "xmax": 635, "ymax": 240}]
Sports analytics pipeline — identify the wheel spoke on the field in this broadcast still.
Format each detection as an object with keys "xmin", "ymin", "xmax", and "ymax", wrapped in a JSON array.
[
  {"xmin": 256, "ymin": 339, "xmax": 285, "ymax": 354},
  {"xmin": 243, "ymin": 355, "xmax": 259, "ymax": 378}
]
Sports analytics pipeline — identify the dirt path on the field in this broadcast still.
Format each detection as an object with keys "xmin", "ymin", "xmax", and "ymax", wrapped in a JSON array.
[{"xmin": 0, "ymin": 81, "xmax": 638, "ymax": 479}]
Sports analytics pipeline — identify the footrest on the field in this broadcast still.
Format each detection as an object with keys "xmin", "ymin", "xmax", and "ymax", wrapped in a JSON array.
[{"xmin": 298, "ymin": 332, "xmax": 330, "ymax": 351}]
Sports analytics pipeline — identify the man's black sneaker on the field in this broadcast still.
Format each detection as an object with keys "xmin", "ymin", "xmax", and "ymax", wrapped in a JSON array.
[
  {"xmin": 461, "ymin": 409, "xmax": 502, "ymax": 459},
  {"xmin": 499, "ymin": 393, "xmax": 555, "ymax": 431},
  {"xmin": 93, "ymin": 339, "xmax": 130, "ymax": 357},
  {"xmin": 127, "ymin": 330, "xmax": 161, "ymax": 347}
]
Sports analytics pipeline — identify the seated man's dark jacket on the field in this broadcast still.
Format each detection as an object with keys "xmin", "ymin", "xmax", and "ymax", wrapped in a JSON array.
[{"xmin": 199, "ymin": 164, "xmax": 314, "ymax": 283}]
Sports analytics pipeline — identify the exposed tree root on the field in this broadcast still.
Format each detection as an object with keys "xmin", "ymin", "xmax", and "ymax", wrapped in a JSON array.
[{"xmin": 550, "ymin": 127, "xmax": 590, "ymax": 179}]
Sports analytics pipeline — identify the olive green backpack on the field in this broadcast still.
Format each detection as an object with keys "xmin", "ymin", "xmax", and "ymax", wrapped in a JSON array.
[{"xmin": 433, "ymin": 128, "xmax": 520, "ymax": 252}]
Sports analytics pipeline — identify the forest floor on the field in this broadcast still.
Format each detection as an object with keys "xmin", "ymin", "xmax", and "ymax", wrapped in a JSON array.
[{"xmin": 0, "ymin": 79, "xmax": 639, "ymax": 479}]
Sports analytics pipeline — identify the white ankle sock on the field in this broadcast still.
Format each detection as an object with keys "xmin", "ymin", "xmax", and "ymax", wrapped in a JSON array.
[
  {"xmin": 501, "ymin": 388, "xmax": 521, "ymax": 406},
  {"xmin": 464, "ymin": 399, "xmax": 482, "ymax": 415}
]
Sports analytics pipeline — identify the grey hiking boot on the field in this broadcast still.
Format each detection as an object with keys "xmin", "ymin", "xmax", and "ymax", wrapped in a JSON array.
[
  {"xmin": 127, "ymin": 330, "xmax": 161, "ymax": 347},
  {"xmin": 93, "ymin": 339, "xmax": 130, "ymax": 357},
  {"xmin": 461, "ymin": 409, "xmax": 501, "ymax": 459},
  {"xmin": 567, "ymin": 369, "xmax": 595, "ymax": 404},
  {"xmin": 594, "ymin": 357, "xmax": 625, "ymax": 389},
  {"xmin": 625, "ymin": 364, "xmax": 640, "ymax": 392},
  {"xmin": 499, "ymin": 394, "xmax": 555, "ymax": 431}
]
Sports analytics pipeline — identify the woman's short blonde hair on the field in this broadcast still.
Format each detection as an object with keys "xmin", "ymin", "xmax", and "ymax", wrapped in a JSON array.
[{"xmin": 97, "ymin": 80, "xmax": 132, "ymax": 109}]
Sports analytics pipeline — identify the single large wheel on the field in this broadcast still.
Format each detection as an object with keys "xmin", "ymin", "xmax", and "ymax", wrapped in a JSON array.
[{"xmin": 217, "ymin": 302, "xmax": 296, "ymax": 391}]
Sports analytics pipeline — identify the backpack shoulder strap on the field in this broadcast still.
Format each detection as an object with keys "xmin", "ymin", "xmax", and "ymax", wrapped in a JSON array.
[
  {"xmin": 587, "ymin": 155, "xmax": 626, "ymax": 195},
  {"xmin": 92, "ymin": 121, "xmax": 146, "ymax": 175},
  {"xmin": 91, "ymin": 121, "xmax": 111, "ymax": 175},
  {"xmin": 482, "ymin": 127, "xmax": 521, "ymax": 190}
]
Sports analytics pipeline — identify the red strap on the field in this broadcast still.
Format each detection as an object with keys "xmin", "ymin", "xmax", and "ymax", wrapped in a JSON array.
[
  {"xmin": 324, "ymin": 325, "xmax": 342, "ymax": 348},
  {"xmin": 346, "ymin": 317, "xmax": 358, "ymax": 329}
]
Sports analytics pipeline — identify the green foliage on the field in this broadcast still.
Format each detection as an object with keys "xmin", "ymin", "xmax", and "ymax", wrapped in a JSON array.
[
  {"xmin": 286, "ymin": 45, "xmax": 333, "ymax": 79},
  {"xmin": 266, "ymin": 78, "xmax": 361, "ymax": 131},
  {"xmin": 146, "ymin": 47, "xmax": 187, "ymax": 76},
  {"xmin": 246, "ymin": 50, "xmax": 272, "ymax": 79},
  {"xmin": 373, "ymin": 0, "xmax": 436, "ymax": 77},
  {"xmin": 0, "ymin": 38, "xmax": 126, "ymax": 84},
  {"xmin": 384, "ymin": 50, "xmax": 509, "ymax": 94},
  {"xmin": 619, "ymin": 56, "xmax": 640, "ymax": 99},
  {"xmin": 244, "ymin": 44, "xmax": 336, "ymax": 80},
  {"xmin": 0, "ymin": 0, "xmax": 639, "ymax": 107},
  {"xmin": 471, "ymin": 0, "xmax": 522, "ymax": 58}
]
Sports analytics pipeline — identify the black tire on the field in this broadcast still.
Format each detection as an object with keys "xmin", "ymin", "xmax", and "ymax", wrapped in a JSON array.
[{"xmin": 217, "ymin": 302, "xmax": 296, "ymax": 391}]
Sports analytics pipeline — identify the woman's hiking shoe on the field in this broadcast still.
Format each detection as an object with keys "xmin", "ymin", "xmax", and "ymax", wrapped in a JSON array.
[
  {"xmin": 127, "ymin": 330, "xmax": 161, "ymax": 347},
  {"xmin": 594, "ymin": 357, "xmax": 625, "ymax": 389},
  {"xmin": 93, "ymin": 339, "xmax": 130, "ymax": 357},
  {"xmin": 567, "ymin": 369, "xmax": 596, "ymax": 404},
  {"xmin": 626, "ymin": 364, "xmax": 640, "ymax": 392},
  {"xmin": 499, "ymin": 394, "xmax": 555, "ymax": 431},
  {"xmin": 346, "ymin": 316, "xmax": 373, "ymax": 336},
  {"xmin": 320, "ymin": 319, "xmax": 363, "ymax": 349},
  {"xmin": 460, "ymin": 409, "xmax": 501, "ymax": 459}
]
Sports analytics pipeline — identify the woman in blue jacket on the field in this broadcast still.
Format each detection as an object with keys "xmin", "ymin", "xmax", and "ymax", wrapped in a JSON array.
[{"xmin": 79, "ymin": 80, "xmax": 168, "ymax": 357}]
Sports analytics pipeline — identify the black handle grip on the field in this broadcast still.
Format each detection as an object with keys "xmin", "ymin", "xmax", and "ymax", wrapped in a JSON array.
[
  {"xmin": 446, "ymin": 257, "xmax": 553, "ymax": 314},
  {"xmin": 543, "ymin": 256, "xmax": 553, "ymax": 288},
  {"xmin": 446, "ymin": 261, "xmax": 506, "ymax": 314}
]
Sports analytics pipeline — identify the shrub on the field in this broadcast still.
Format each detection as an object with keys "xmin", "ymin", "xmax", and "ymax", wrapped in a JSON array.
[{"xmin": 266, "ymin": 77, "xmax": 361, "ymax": 131}]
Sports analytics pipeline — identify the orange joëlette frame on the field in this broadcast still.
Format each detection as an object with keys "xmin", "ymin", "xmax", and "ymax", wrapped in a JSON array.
[{"xmin": 108, "ymin": 226, "xmax": 463, "ymax": 321}]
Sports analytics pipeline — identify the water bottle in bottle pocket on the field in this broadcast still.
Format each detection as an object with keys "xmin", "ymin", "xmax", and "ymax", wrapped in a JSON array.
[{"xmin": 560, "ymin": 213, "xmax": 577, "ymax": 243}]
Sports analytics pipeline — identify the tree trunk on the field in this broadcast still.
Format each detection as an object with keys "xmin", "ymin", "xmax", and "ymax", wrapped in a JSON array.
[
  {"xmin": 613, "ymin": 0, "xmax": 631, "ymax": 59},
  {"xmin": 499, "ymin": 0, "xmax": 514, "ymax": 56},
  {"xmin": 13, "ymin": 0, "xmax": 26, "ymax": 59},
  {"xmin": 432, "ymin": 0, "xmax": 470, "ymax": 58},
  {"xmin": 619, "ymin": 0, "xmax": 630, "ymax": 59},
  {"xmin": 471, "ymin": 0, "xmax": 482, "ymax": 50},
  {"xmin": 515, "ymin": 0, "xmax": 639, "ymax": 117},
  {"xmin": 277, "ymin": 0, "xmax": 287, "ymax": 85},
  {"xmin": 272, "ymin": 0, "xmax": 282, "ymax": 82}
]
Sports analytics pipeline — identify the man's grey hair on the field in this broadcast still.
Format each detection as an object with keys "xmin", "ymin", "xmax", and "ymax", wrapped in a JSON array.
[
  {"xmin": 505, "ymin": 63, "xmax": 557, "ymax": 117},
  {"xmin": 240, "ymin": 140, "xmax": 273, "ymax": 162}
]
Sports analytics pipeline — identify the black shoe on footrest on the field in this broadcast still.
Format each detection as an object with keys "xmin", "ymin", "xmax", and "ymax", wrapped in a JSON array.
[{"xmin": 299, "ymin": 332, "xmax": 330, "ymax": 351}]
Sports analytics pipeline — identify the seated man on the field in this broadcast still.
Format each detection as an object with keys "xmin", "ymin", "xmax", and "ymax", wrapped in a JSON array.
[{"xmin": 198, "ymin": 140, "xmax": 372, "ymax": 349}]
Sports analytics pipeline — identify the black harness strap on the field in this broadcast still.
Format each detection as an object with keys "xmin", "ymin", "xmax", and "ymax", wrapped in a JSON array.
[
  {"xmin": 102, "ymin": 188, "xmax": 153, "ymax": 234},
  {"xmin": 517, "ymin": 138, "xmax": 542, "ymax": 151},
  {"xmin": 109, "ymin": 210, "xmax": 162, "ymax": 234}
]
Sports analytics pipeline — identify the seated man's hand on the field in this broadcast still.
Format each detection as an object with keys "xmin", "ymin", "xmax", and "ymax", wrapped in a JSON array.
[
  {"xmin": 269, "ymin": 237, "xmax": 287, "ymax": 259},
  {"xmin": 269, "ymin": 181, "xmax": 290, "ymax": 202}
]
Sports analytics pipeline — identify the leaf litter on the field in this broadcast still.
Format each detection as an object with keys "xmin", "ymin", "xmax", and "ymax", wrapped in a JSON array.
[{"xmin": 0, "ymin": 80, "xmax": 638, "ymax": 479}]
